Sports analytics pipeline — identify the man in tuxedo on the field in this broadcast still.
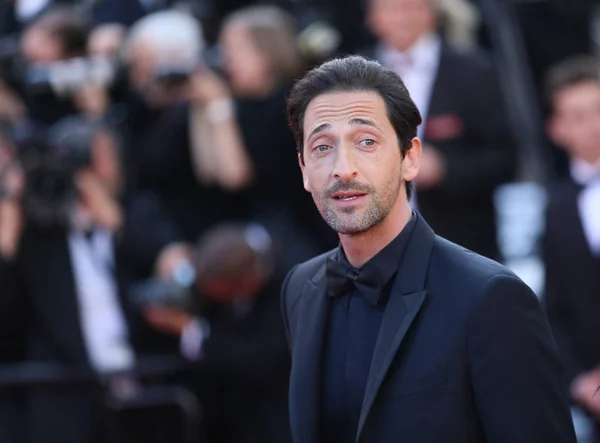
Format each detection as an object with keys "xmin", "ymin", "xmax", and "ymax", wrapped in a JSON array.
[
  {"xmin": 542, "ymin": 55, "xmax": 600, "ymax": 440},
  {"xmin": 281, "ymin": 55, "xmax": 576, "ymax": 443},
  {"xmin": 0, "ymin": 117, "xmax": 188, "ymax": 443},
  {"xmin": 364, "ymin": 0, "xmax": 517, "ymax": 260}
]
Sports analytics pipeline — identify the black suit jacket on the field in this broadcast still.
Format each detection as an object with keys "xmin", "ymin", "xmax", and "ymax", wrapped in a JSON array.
[
  {"xmin": 364, "ymin": 42, "xmax": 517, "ymax": 260},
  {"xmin": 0, "ymin": 192, "xmax": 181, "ymax": 443},
  {"xmin": 193, "ymin": 279, "xmax": 292, "ymax": 443},
  {"xmin": 542, "ymin": 178, "xmax": 600, "ymax": 386},
  {"xmin": 281, "ymin": 214, "xmax": 576, "ymax": 443}
]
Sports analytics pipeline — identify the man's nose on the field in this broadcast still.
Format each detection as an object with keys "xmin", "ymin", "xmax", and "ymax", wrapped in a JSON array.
[{"xmin": 332, "ymin": 146, "xmax": 358, "ymax": 183}]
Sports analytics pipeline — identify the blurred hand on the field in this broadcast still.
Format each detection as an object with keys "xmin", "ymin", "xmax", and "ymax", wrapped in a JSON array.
[
  {"xmin": 0, "ymin": 165, "xmax": 24, "ymax": 259},
  {"xmin": 143, "ymin": 305, "xmax": 193, "ymax": 336},
  {"xmin": 0, "ymin": 82, "xmax": 26, "ymax": 123},
  {"xmin": 571, "ymin": 368, "xmax": 600, "ymax": 419},
  {"xmin": 74, "ymin": 84, "xmax": 110, "ymax": 119},
  {"xmin": 155, "ymin": 242, "xmax": 193, "ymax": 280},
  {"xmin": 189, "ymin": 68, "xmax": 232, "ymax": 104},
  {"xmin": 414, "ymin": 144, "xmax": 445, "ymax": 190},
  {"xmin": 75, "ymin": 170, "xmax": 122, "ymax": 231}
]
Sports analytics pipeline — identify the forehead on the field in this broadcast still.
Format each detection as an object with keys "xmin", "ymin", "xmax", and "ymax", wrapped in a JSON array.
[
  {"xmin": 371, "ymin": 0, "xmax": 432, "ymax": 9},
  {"xmin": 303, "ymin": 90, "xmax": 390, "ymax": 133},
  {"xmin": 555, "ymin": 81, "xmax": 600, "ymax": 111}
]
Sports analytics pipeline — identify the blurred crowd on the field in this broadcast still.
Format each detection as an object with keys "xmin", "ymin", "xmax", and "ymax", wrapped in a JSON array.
[{"xmin": 0, "ymin": 0, "xmax": 598, "ymax": 442}]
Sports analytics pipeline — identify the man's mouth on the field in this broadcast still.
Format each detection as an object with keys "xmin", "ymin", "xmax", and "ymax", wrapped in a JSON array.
[{"xmin": 331, "ymin": 192, "xmax": 367, "ymax": 201}]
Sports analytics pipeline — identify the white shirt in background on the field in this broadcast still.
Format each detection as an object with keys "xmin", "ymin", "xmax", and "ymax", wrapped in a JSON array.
[
  {"xmin": 571, "ymin": 158, "xmax": 600, "ymax": 257},
  {"xmin": 68, "ymin": 209, "xmax": 136, "ymax": 373},
  {"xmin": 377, "ymin": 32, "xmax": 442, "ymax": 140}
]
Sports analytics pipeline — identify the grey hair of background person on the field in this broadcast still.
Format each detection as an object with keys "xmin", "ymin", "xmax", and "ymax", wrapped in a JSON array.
[{"xmin": 123, "ymin": 10, "xmax": 206, "ymax": 67}]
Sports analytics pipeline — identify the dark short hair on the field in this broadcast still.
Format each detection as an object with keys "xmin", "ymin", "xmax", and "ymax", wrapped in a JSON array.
[
  {"xmin": 194, "ymin": 222, "xmax": 275, "ymax": 282},
  {"xmin": 545, "ymin": 55, "xmax": 600, "ymax": 112},
  {"xmin": 286, "ymin": 55, "xmax": 422, "ymax": 199},
  {"xmin": 28, "ymin": 7, "xmax": 89, "ymax": 57}
]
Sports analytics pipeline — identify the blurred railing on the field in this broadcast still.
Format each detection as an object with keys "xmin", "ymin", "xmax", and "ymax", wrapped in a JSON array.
[{"xmin": 0, "ymin": 356, "xmax": 203, "ymax": 443}]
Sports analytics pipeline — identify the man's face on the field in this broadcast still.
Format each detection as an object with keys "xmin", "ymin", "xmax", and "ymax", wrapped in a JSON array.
[
  {"xmin": 367, "ymin": 0, "xmax": 436, "ymax": 52},
  {"xmin": 550, "ymin": 81, "xmax": 600, "ymax": 164},
  {"xmin": 220, "ymin": 24, "xmax": 272, "ymax": 97},
  {"xmin": 300, "ymin": 90, "xmax": 416, "ymax": 235},
  {"xmin": 21, "ymin": 27, "xmax": 65, "ymax": 64}
]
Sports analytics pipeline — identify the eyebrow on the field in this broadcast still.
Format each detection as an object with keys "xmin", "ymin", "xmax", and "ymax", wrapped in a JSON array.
[{"xmin": 306, "ymin": 118, "xmax": 380, "ymax": 141}]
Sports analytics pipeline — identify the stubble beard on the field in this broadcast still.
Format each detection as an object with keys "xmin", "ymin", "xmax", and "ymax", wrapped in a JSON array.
[{"xmin": 315, "ymin": 177, "xmax": 403, "ymax": 235}]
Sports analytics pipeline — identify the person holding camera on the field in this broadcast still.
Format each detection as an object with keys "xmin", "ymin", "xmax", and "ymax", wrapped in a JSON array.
[
  {"xmin": 100, "ymin": 9, "xmax": 254, "ymax": 243},
  {"xmin": 0, "ymin": 7, "xmax": 99, "ymax": 128},
  {"xmin": 143, "ymin": 222, "xmax": 292, "ymax": 443},
  {"xmin": 0, "ymin": 116, "xmax": 190, "ymax": 443}
]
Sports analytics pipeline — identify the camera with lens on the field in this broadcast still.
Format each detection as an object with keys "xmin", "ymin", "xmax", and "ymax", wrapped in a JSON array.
[
  {"xmin": 130, "ymin": 259, "xmax": 197, "ymax": 311},
  {"xmin": 24, "ymin": 56, "xmax": 120, "ymax": 98},
  {"xmin": 152, "ymin": 63, "xmax": 197, "ymax": 89},
  {"xmin": 130, "ymin": 222, "xmax": 277, "ymax": 313},
  {"xmin": 0, "ymin": 33, "xmax": 120, "ymax": 99}
]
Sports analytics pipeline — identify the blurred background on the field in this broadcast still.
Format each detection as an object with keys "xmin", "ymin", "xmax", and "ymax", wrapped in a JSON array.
[{"xmin": 0, "ymin": 0, "xmax": 599, "ymax": 442}]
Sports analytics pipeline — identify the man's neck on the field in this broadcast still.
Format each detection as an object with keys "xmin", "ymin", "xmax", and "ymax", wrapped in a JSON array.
[
  {"xmin": 339, "ymin": 203, "xmax": 412, "ymax": 268},
  {"xmin": 570, "ymin": 154, "xmax": 600, "ymax": 185},
  {"xmin": 384, "ymin": 31, "xmax": 436, "ymax": 55}
]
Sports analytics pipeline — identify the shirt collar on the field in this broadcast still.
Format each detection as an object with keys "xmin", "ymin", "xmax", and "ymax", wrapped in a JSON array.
[
  {"xmin": 336, "ymin": 212, "xmax": 418, "ymax": 305},
  {"xmin": 377, "ymin": 32, "xmax": 442, "ymax": 72},
  {"xmin": 570, "ymin": 156, "xmax": 600, "ymax": 185}
]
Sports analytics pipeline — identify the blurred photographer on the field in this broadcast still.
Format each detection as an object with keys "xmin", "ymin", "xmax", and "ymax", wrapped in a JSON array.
[
  {"xmin": 0, "ymin": 7, "xmax": 119, "ymax": 128},
  {"xmin": 105, "ymin": 9, "xmax": 253, "ymax": 242},
  {"xmin": 143, "ymin": 222, "xmax": 292, "ymax": 443},
  {"xmin": 0, "ymin": 116, "xmax": 188, "ymax": 443}
]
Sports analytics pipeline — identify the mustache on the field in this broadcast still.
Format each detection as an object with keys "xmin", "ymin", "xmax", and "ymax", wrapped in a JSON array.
[{"xmin": 324, "ymin": 181, "xmax": 374, "ymax": 198}]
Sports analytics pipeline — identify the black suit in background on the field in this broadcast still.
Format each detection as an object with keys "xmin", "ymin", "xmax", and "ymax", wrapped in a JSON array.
[
  {"xmin": 543, "ymin": 178, "xmax": 600, "ymax": 386},
  {"xmin": 416, "ymin": 44, "xmax": 516, "ymax": 261},
  {"xmin": 192, "ymin": 278, "xmax": 292, "ymax": 443},
  {"xmin": 0, "ymin": 192, "xmax": 182, "ymax": 443},
  {"xmin": 125, "ymin": 99, "xmax": 244, "ymax": 242},
  {"xmin": 365, "ymin": 42, "xmax": 517, "ymax": 260},
  {"xmin": 542, "ymin": 177, "xmax": 600, "ymax": 442},
  {"xmin": 542, "ymin": 178, "xmax": 600, "ymax": 439},
  {"xmin": 281, "ymin": 213, "xmax": 576, "ymax": 443}
]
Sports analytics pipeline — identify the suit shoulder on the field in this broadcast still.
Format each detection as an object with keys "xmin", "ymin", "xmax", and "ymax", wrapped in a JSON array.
[
  {"xmin": 445, "ymin": 44, "xmax": 495, "ymax": 72},
  {"xmin": 431, "ymin": 235, "xmax": 521, "ymax": 290}
]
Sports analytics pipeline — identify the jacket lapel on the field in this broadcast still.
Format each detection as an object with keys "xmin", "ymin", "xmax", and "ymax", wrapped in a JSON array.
[
  {"xmin": 356, "ymin": 215, "xmax": 436, "ymax": 441},
  {"xmin": 289, "ymin": 261, "xmax": 330, "ymax": 443}
]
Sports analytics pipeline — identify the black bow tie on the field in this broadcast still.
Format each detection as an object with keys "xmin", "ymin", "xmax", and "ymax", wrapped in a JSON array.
[{"xmin": 326, "ymin": 257, "xmax": 382, "ymax": 306}]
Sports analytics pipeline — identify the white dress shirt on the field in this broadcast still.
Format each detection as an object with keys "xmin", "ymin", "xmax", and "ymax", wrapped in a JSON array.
[
  {"xmin": 377, "ymin": 33, "xmax": 442, "ymax": 140},
  {"xmin": 68, "ymin": 210, "xmax": 136, "ymax": 373},
  {"xmin": 571, "ymin": 158, "xmax": 600, "ymax": 256}
]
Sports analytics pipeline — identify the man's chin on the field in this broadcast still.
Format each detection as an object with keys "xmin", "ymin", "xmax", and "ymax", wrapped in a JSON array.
[{"xmin": 326, "ymin": 217, "xmax": 377, "ymax": 236}]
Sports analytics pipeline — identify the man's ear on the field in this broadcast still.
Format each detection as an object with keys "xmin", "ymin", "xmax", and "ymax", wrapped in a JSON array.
[
  {"xmin": 298, "ymin": 153, "xmax": 311, "ymax": 192},
  {"xmin": 547, "ymin": 115, "xmax": 567, "ymax": 150},
  {"xmin": 402, "ymin": 137, "xmax": 421, "ymax": 182}
]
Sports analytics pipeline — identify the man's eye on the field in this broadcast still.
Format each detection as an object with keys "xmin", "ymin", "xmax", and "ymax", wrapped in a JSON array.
[
  {"xmin": 360, "ymin": 139, "xmax": 376, "ymax": 147},
  {"xmin": 315, "ymin": 145, "xmax": 331, "ymax": 152}
]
